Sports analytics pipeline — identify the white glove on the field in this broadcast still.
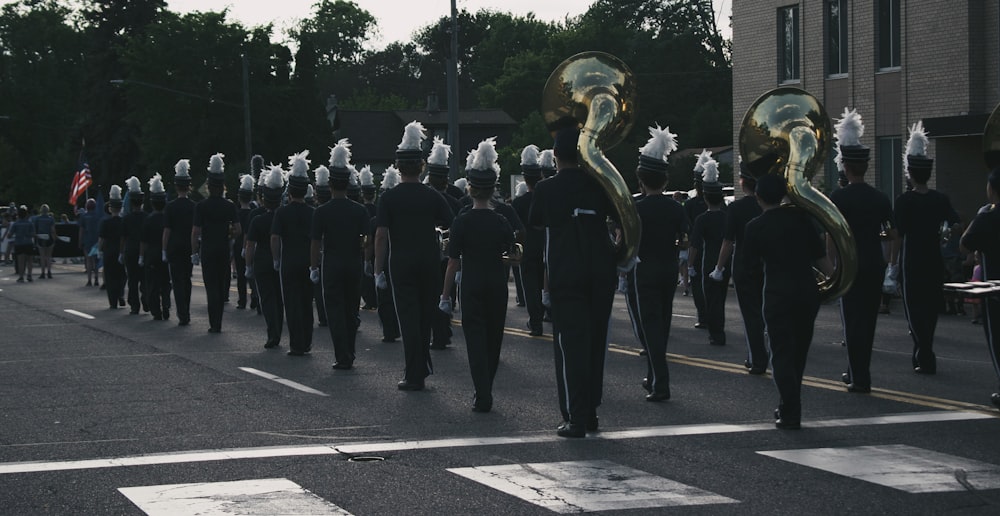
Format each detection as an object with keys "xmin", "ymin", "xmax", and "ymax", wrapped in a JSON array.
[
  {"xmin": 310, "ymin": 267, "xmax": 320, "ymax": 284},
  {"xmin": 455, "ymin": 270, "xmax": 462, "ymax": 285},
  {"xmin": 241, "ymin": 248, "xmax": 246, "ymax": 258},
  {"xmin": 882, "ymin": 264, "xmax": 899, "ymax": 294},
  {"xmin": 688, "ymin": 266, "xmax": 697, "ymax": 278},
  {"xmin": 161, "ymin": 250, "xmax": 168, "ymax": 263},
  {"xmin": 541, "ymin": 290, "xmax": 551, "ymax": 308},
  {"xmin": 273, "ymin": 260, "xmax": 280, "ymax": 271},
  {"xmin": 617, "ymin": 275, "xmax": 628, "ymax": 293},
  {"xmin": 244, "ymin": 265, "xmax": 254, "ymax": 279},
  {"xmin": 709, "ymin": 266, "xmax": 725, "ymax": 282},
  {"xmin": 438, "ymin": 296, "xmax": 452, "ymax": 314},
  {"xmin": 364, "ymin": 261, "xmax": 373, "ymax": 277},
  {"xmin": 191, "ymin": 253, "xmax": 200, "ymax": 266},
  {"xmin": 138, "ymin": 255, "xmax": 144, "ymax": 267},
  {"xmin": 117, "ymin": 253, "xmax": 124, "ymax": 265},
  {"xmin": 375, "ymin": 271, "xmax": 388, "ymax": 290}
]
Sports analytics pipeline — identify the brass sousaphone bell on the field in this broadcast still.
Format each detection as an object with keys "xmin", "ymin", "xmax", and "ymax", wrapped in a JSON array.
[
  {"xmin": 739, "ymin": 87, "xmax": 857, "ymax": 301},
  {"xmin": 541, "ymin": 51, "xmax": 640, "ymax": 268}
]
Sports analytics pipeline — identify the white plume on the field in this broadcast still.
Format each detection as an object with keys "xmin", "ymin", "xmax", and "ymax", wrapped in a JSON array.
[
  {"xmin": 360, "ymin": 165, "xmax": 374, "ymax": 186},
  {"xmin": 148, "ymin": 173, "xmax": 164, "ymax": 194},
  {"xmin": 110, "ymin": 184, "xmax": 122, "ymax": 201},
  {"xmin": 638, "ymin": 125, "xmax": 678, "ymax": 161},
  {"xmin": 349, "ymin": 166, "xmax": 359, "ymax": 187},
  {"xmin": 539, "ymin": 149, "xmax": 555, "ymax": 169},
  {"xmin": 306, "ymin": 184, "xmax": 314, "ymax": 199},
  {"xmin": 257, "ymin": 168, "xmax": 269, "ymax": 187},
  {"xmin": 520, "ymin": 144, "xmax": 540, "ymax": 166},
  {"xmin": 693, "ymin": 149, "xmax": 713, "ymax": 173},
  {"xmin": 905, "ymin": 120, "xmax": 929, "ymax": 157},
  {"xmin": 381, "ymin": 166, "xmax": 400, "ymax": 190},
  {"xmin": 314, "ymin": 166, "xmax": 330, "ymax": 187},
  {"xmin": 702, "ymin": 159, "xmax": 720, "ymax": 184},
  {"xmin": 398, "ymin": 120, "xmax": 426, "ymax": 151},
  {"xmin": 453, "ymin": 177, "xmax": 468, "ymax": 192},
  {"xmin": 329, "ymin": 138, "xmax": 352, "ymax": 169},
  {"xmin": 465, "ymin": 149, "xmax": 477, "ymax": 171},
  {"xmin": 208, "ymin": 153, "xmax": 225, "ymax": 174},
  {"xmin": 288, "ymin": 150, "xmax": 310, "ymax": 178},
  {"xmin": 428, "ymin": 136, "xmax": 451, "ymax": 166},
  {"xmin": 470, "ymin": 137, "xmax": 500, "ymax": 172},
  {"xmin": 265, "ymin": 164, "xmax": 285, "ymax": 190},
  {"xmin": 239, "ymin": 174, "xmax": 254, "ymax": 191},
  {"xmin": 174, "ymin": 159, "xmax": 191, "ymax": 179},
  {"xmin": 126, "ymin": 176, "xmax": 142, "ymax": 194},
  {"xmin": 514, "ymin": 181, "xmax": 527, "ymax": 198},
  {"xmin": 834, "ymin": 107, "xmax": 864, "ymax": 147}
]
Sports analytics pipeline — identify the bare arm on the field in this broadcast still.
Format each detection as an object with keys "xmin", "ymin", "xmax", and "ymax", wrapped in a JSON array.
[
  {"xmin": 270, "ymin": 235, "xmax": 281, "ymax": 267},
  {"xmin": 716, "ymin": 239, "xmax": 734, "ymax": 271},
  {"xmin": 442, "ymin": 258, "xmax": 460, "ymax": 298},
  {"xmin": 373, "ymin": 227, "xmax": 388, "ymax": 275},
  {"xmin": 162, "ymin": 227, "xmax": 171, "ymax": 254}
]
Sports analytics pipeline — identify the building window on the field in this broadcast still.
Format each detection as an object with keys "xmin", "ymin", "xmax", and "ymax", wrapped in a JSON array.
[
  {"xmin": 878, "ymin": 136, "xmax": 903, "ymax": 200},
  {"xmin": 878, "ymin": 0, "xmax": 901, "ymax": 70},
  {"xmin": 779, "ymin": 6, "xmax": 800, "ymax": 82},
  {"xmin": 827, "ymin": 0, "xmax": 848, "ymax": 76}
]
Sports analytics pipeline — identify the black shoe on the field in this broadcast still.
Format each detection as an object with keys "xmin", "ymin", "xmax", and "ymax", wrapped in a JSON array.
[
  {"xmin": 472, "ymin": 396, "xmax": 493, "ymax": 412},
  {"xmin": 98, "ymin": 283, "xmax": 104, "ymax": 289},
  {"xmin": 529, "ymin": 328, "xmax": 543, "ymax": 337},
  {"xmin": 846, "ymin": 383, "xmax": 871, "ymax": 393},
  {"xmin": 646, "ymin": 391, "xmax": 671, "ymax": 402},
  {"xmin": 516, "ymin": 301, "xmax": 525, "ymax": 307},
  {"xmin": 162, "ymin": 310, "xmax": 169, "ymax": 320},
  {"xmin": 119, "ymin": 298, "xmax": 126, "ymax": 307},
  {"xmin": 914, "ymin": 366, "xmax": 936, "ymax": 375},
  {"xmin": 775, "ymin": 418, "xmax": 801, "ymax": 429},
  {"xmin": 841, "ymin": 372, "xmax": 851, "ymax": 384},
  {"xmin": 709, "ymin": 337, "xmax": 725, "ymax": 346},
  {"xmin": 430, "ymin": 342, "xmax": 449, "ymax": 350},
  {"xmin": 992, "ymin": 393, "xmax": 1000, "ymax": 408},
  {"xmin": 264, "ymin": 341, "xmax": 279, "ymax": 349},
  {"xmin": 381, "ymin": 337, "xmax": 397, "ymax": 343},
  {"xmin": 694, "ymin": 322, "xmax": 707, "ymax": 329},
  {"xmin": 47, "ymin": 272, "xmax": 53, "ymax": 279},
  {"xmin": 287, "ymin": 350, "xmax": 306, "ymax": 356},
  {"xmin": 237, "ymin": 303, "xmax": 246, "ymax": 310},
  {"xmin": 638, "ymin": 349, "xmax": 648, "ymax": 356},
  {"xmin": 331, "ymin": 362, "xmax": 353, "ymax": 370},
  {"xmin": 557, "ymin": 422, "xmax": 586, "ymax": 438},
  {"xmin": 129, "ymin": 309, "xmax": 139, "ymax": 315},
  {"xmin": 397, "ymin": 379, "xmax": 424, "ymax": 391},
  {"xmin": 86, "ymin": 280, "xmax": 91, "ymax": 286},
  {"xmin": 748, "ymin": 367, "xmax": 767, "ymax": 375},
  {"xmin": 208, "ymin": 327, "xmax": 221, "ymax": 333},
  {"xmin": 318, "ymin": 321, "xmax": 328, "ymax": 327},
  {"xmin": 178, "ymin": 319, "xmax": 190, "ymax": 326},
  {"xmin": 250, "ymin": 300, "xmax": 259, "ymax": 310},
  {"xmin": 642, "ymin": 378, "xmax": 652, "ymax": 393}
]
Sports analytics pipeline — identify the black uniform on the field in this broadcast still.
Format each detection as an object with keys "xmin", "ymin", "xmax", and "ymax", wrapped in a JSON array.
[
  {"xmin": 121, "ymin": 209, "xmax": 146, "ymax": 314},
  {"xmin": 248, "ymin": 209, "xmax": 282, "ymax": 346},
  {"xmin": 742, "ymin": 207, "xmax": 825, "ymax": 423},
  {"xmin": 684, "ymin": 195, "xmax": 708, "ymax": 325},
  {"xmin": 431, "ymin": 187, "xmax": 463, "ymax": 348},
  {"xmin": 831, "ymin": 182, "xmax": 894, "ymax": 388},
  {"xmin": 142, "ymin": 211, "xmax": 170, "ymax": 319},
  {"xmin": 361, "ymin": 202, "xmax": 378, "ymax": 309},
  {"xmin": 959, "ymin": 206, "xmax": 1000, "ymax": 396},
  {"xmin": 99, "ymin": 215, "xmax": 125, "ymax": 309},
  {"xmin": 233, "ymin": 205, "xmax": 253, "ymax": 309},
  {"xmin": 272, "ymin": 201, "xmax": 315, "ymax": 353},
  {"xmin": 164, "ymin": 196, "xmax": 195, "ymax": 324},
  {"xmin": 194, "ymin": 196, "xmax": 238, "ymax": 332},
  {"xmin": 724, "ymin": 195, "xmax": 766, "ymax": 369},
  {"xmin": 625, "ymin": 194, "xmax": 687, "ymax": 396},
  {"xmin": 691, "ymin": 209, "xmax": 729, "ymax": 345},
  {"xmin": 448, "ymin": 208, "xmax": 515, "ymax": 408},
  {"xmin": 311, "ymin": 198, "xmax": 369, "ymax": 366},
  {"xmin": 895, "ymin": 189, "xmax": 960, "ymax": 372},
  {"xmin": 512, "ymin": 189, "xmax": 545, "ymax": 334},
  {"xmin": 376, "ymin": 182, "xmax": 455, "ymax": 384},
  {"xmin": 529, "ymin": 167, "xmax": 617, "ymax": 427},
  {"xmin": 371, "ymin": 214, "xmax": 399, "ymax": 341}
]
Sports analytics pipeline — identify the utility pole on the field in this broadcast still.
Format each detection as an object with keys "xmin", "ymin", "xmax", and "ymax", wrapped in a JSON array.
[
  {"xmin": 242, "ymin": 54, "xmax": 253, "ymax": 171},
  {"xmin": 447, "ymin": 0, "xmax": 460, "ymax": 180}
]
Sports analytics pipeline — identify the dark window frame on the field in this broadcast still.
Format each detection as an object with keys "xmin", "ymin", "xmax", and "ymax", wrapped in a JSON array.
[
  {"xmin": 877, "ymin": 0, "xmax": 901, "ymax": 70},
  {"xmin": 827, "ymin": 0, "xmax": 849, "ymax": 76},
  {"xmin": 778, "ymin": 5, "xmax": 801, "ymax": 83}
]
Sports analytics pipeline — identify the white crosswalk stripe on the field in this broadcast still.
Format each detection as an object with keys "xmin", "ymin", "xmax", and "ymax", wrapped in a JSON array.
[{"xmin": 119, "ymin": 478, "xmax": 352, "ymax": 515}]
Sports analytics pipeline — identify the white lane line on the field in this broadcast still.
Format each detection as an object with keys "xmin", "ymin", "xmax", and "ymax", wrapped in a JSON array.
[
  {"xmin": 238, "ymin": 367, "xmax": 329, "ymax": 397},
  {"xmin": 120, "ymin": 478, "xmax": 353, "ymax": 515},
  {"xmin": 64, "ymin": 309, "xmax": 94, "ymax": 320},
  {"xmin": 0, "ymin": 411, "xmax": 991, "ymax": 475}
]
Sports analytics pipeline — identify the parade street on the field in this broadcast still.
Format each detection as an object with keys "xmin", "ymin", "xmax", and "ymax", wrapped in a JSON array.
[{"xmin": 1, "ymin": 263, "xmax": 998, "ymax": 515}]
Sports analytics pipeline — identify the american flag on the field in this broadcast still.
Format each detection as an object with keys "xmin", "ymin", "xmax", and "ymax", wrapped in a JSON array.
[{"xmin": 69, "ymin": 163, "xmax": 92, "ymax": 206}]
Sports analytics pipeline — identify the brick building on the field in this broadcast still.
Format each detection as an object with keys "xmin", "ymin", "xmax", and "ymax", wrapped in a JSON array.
[{"xmin": 732, "ymin": 0, "xmax": 1000, "ymax": 222}]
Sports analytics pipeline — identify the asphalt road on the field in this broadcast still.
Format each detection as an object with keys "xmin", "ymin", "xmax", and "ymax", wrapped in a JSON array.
[{"xmin": 1, "ymin": 262, "xmax": 998, "ymax": 515}]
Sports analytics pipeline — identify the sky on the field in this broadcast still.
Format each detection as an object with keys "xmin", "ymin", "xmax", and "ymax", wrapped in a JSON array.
[{"xmin": 163, "ymin": 0, "xmax": 732, "ymax": 48}]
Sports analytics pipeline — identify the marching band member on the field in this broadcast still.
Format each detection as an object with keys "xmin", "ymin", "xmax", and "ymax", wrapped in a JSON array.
[
  {"xmin": 163, "ymin": 159, "xmax": 195, "ymax": 326},
  {"xmin": 233, "ymin": 174, "xmax": 255, "ymax": 310},
  {"xmin": 690, "ymin": 157, "xmax": 729, "ymax": 346},
  {"xmin": 369, "ymin": 167, "xmax": 401, "ymax": 343},
  {"xmin": 142, "ymin": 174, "xmax": 171, "ymax": 321},
  {"xmin": 192, "ymin": 153, "xmax": 239, "ymax": 333},
  {"xmin": 512, "ymin": 145, "xmax": 545, "ymax": 336},
  {"xmin": 685, "ymin": 150, "xmax": 712, "ymax": 329},
  {"xmin": 426, "ymin": 137, "xmax": 462, "ymax": 350},
  {"xmin": 99, "ymin": 185, "xmax": 125, "ymax": 309},
  {"xmin": 246, "ymin": 166, "xmax": 285, "ymax": 349},
  {"xmin": 272, "ymin": 151, "xmax": 315, "ymax": 354},
  {"xmin": 120, "ymin": 176, "xmax": 146, "ymax": 314}
]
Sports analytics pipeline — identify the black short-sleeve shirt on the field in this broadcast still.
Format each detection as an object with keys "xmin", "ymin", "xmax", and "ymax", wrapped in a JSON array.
[
  {"xmin": 99, "ymin": 216, "xmax": 124, "ymax": 258},
  {"xmin": 831, "ymin": 182, "xmax": 894, "ymax": 274},
  {"xmin": 141, "ymin": 212, "xmax": 165, "ymax": 260},
  {"xmin": 448, "ymin": 208, "xmax": 514, "ymax": 289},
  {"xmin": 376, "ymin": 182, "xmax": 455, "ymax": 266},
  {"xmin": 894, "ymin": 189, "xmax": 960, "ymax": 271},
  {"xmin": 194, "ymin": 196, "xmax": 238, "ymax": 257},
  {"xmin": 121, "ymin": 211, "xmax": 145, "ymax": 256},
  {"xmin": 271, "ymin": 202, "xmax": 314, "ymax": 271},
  {"xmin": 691, "ymin": 210, "xmax": 727, "ymax": 272},
  {"xmin": 163, "ymin": 197, "xmax": 196, "ymax": 257},
  {"xmin": 246, "ymin": 210, "xmax": 275, "ymax": 265},
  {"xmin": 310, "ymin": 198, "xmax": 369, "ymax": 266},
  {"xmin": 742, "ymin": 207, "xmax": 825, "ymax": 297},
  {"xmin": 635, "ymin": 194, "xmax": 687, "ymax": 264}
]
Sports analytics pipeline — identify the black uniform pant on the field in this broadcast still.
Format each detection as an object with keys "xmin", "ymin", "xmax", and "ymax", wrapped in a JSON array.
[
  {"xmin": 691, "ymin": 263, "xmax": 707, "ymax": 324},
  {"xmin": 255, "ymin": 268, "xmax": 283, "ymax": 345},
  {"xmin": 841, "ymin": 269, "xmax": 882, "ymax": 387},
  {"xmin": 552, "ymin": 324, "xmax": 568, "ymax": 421},
  {"xmin": 764, "ymin": 293, "xmax": 819, "ymax": 421},
  {"xmin": 982, "ymin": 294, "xmax": 1000, "ymax": 390},
  {"xmin": 124, "ymin": 253, "xmax": 145, "ymax": 312},
  {"xmin": 518, "ymin": 259, "xmax": 545, "ymax": 334},
  {"xmin": 104, "ymin": 259, "xmax": 125, "ymax": 309},
  {"xmin": 389, "ymin": 258, "xmax": 438, "ymax": 382},
  {"xmin": 901, "ymin": 263, "xmax": 941, "ymax": 371},
  {"xmin": 550, "ymin": 274, "xmax": 616, "ymax": 426},
  {"xmin": 233, "ymin": 249, "xmax": 248, "ymax": 308},
  {"xmin": 703, "ymin": 272, "xmax": 729, "ymax": 345},
  {"xmin": 734, "ymin": 270, "xmax": 767, "ymax": 369},
  {"xmin": 323, "ymin": 264, "xmax": 361, "ymax": 365},
  {"xmin": 377, "ymin": 269, "xmax": 400, "ymax": 340},
  {"xmin": 625, "ymin": 261, "xmax": 676, "ymax": 396},
  {"xmin": 314, "ymin": 281, "xmax": 327, "ymax": 326},
  {"xmin": 461, "ymin": 280, "xmax": 508, "ymax": 405},
  {"xmin": 431, "ymin": 258, "xmax": 452, "ymax": 346},
  {"xmin": 145, "ymin": 259, "xmax": 171, "ymax": 319},
  {"xmin": 282, "ymin": 265, "xmax": 314, "ymax": 352},
  {"xmin": 511, "ymin": 264, "xmax": 524, "ymax": 305},
  {"xmin": 361, "ymin": 261, "xmax": 377, "ymax": 309},
  {"xmin": 202, "ymin": 252, "xmax": 230, "ymax": 331},
  {"xmin": 169, "ymin": 256, "xmax": 193, "ymax": 323}
]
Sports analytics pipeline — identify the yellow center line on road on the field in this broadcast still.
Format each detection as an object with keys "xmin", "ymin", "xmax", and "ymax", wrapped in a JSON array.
[{"xmin": 500, "ymin": 325, "xmax": 1000, "ymax": 417}]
